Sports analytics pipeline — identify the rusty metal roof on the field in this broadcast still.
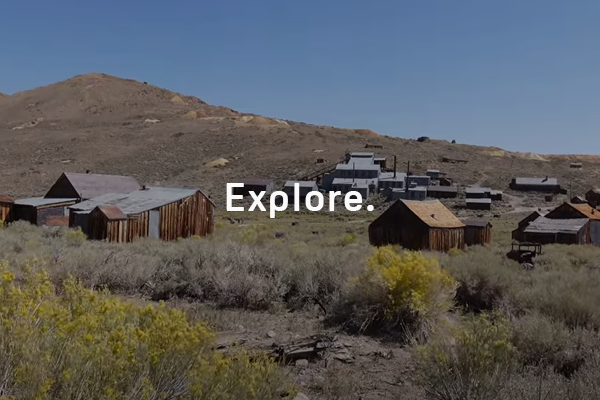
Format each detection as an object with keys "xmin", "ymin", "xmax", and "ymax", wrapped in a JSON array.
[
  {"xmin": 69, "ymin": 186, "xmax": 211, "ymax": 215},
  {"xmin": 58, "ymin": 172, "xmax": 142, "ymax": 199},
  {"xmin": 524, "ymin": 217, "xmax": 588, "ymax": 234},
  {"xmin": 0, "ymin": 194, "xmax": 14, "ymax": 203},
  {"xmin": 567, "ymin": 203, "xmax": 600, "ymax": 220},
  {"xmin": 96, "ymin": 205, "xmax": 127, "ymax": 220},
  {"xmin": 401, "ymin": 199, "xmax": 465, "ymax": 229}
]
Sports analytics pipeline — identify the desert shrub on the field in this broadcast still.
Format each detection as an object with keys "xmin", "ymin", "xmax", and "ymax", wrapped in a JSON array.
[
  {"xmin": 0, "ymin": 262, "xmax": 291, "ymax": 400},
  {"xmin": 65, "ymin": 228, "xmax": 87, "ymax": 247},
  {"xmin": 338, "ymin": 233, "xmax": 357, "ymax": 246},
  {"xmin": 414, "ymin": 312, "xmax": 518, "ymax": 400},
  {"xmin": 327, "ymin": 246, "xmax": 456, "ymax": 341}
]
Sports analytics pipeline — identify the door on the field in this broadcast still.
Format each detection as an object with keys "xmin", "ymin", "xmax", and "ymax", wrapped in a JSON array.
[{"xmin": 149, "ymin": 210, "xmax": 160, "ymax": 239}]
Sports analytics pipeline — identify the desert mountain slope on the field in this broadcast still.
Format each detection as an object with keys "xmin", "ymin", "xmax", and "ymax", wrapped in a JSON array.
[{"xmin": 0, "ymin": 73, "xmax": 599, "ymax": 207}]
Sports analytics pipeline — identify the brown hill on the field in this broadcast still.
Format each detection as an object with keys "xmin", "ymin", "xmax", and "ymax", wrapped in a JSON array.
[{"xmin": 0, "ymin": 73, "xmax": 599, "ymax": 208}]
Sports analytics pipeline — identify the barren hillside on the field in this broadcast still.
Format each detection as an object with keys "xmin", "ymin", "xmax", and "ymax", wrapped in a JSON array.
[{"xmin": 0, "ymin": 73, "xmax": 599, "ymax": 206}]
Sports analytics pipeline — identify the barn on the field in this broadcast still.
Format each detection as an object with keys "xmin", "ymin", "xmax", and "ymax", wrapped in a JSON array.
[
  {"xmin": 368, "ymin": 199, "xmax": 465, "ymax": 252},
  {"xmin": 231, "ymin": 178, "xmax": 275, "ymax": 197},
  {"xmin": 463, "ymin": 220, "xmax": 492, "ymax": 246},
  {"xmin": 44, "ymin": 172, "xmax": 142, "ymax": 200},
  {"xmin": 68, "ymin": 186, "xmax": 215, "ymax": 243},
  {"xmin": 11, "ymin": 197, "xmax": 79, "ymax": 226},
  {"xmin": 0, "ymin": 195, "xmax": 13, "ymax": 222}
]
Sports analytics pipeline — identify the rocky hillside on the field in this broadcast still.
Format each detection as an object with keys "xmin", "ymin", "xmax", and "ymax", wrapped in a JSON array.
[{"xmin": 0, "ymin": 73, "xmax": 598, "ymax": 206}]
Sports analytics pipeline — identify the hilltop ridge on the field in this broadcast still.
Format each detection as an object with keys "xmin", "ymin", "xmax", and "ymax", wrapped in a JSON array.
[{"xmin": 0, "ymin": 73, "xmax": 599, "ymax": 206}]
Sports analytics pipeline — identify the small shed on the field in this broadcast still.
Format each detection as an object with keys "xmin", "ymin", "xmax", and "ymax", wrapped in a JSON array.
[
  {"xmin": 427, "ymin": 185, "xmax": 458, "ymax": 199},
  {"xmin": 368, "ymin": 199, "xmax": 465, "ymax": 252},
  {"xmin": 231, "ymin": 178, "xmax": 275, "ymax": 197},
  {"xmin": 490, "ymin": 190, "xmax": 503, "ymax": 201},
  {"xmin": 521, "ymin": 217, "xmax": 590, "ymax": 245},
  {"xmin": 463, "ymin": 220, "xmax": 492, "ymax": 246},
  {"xmin": 466, "ymin": 198, "xmax": 492, "ymax": 210},
  {"xmin": 45, "ymin": 172, "xmax": 142, "ymax": 200},
  {"xmin": 512, "ymin": 210, "xmax": 546, "ymax": 242},
  {"xmin": 571, "ymin": 196, "xmax": 588, "ymax": 205},
  {"xmin": 465, "ymin": 187, "xmax": 491, "ymax": 199},
  {"xmin": 69, "ymin": 186, "xmax": 215, "ymax": 242},
  {"xmin": 11, "ymin": 197, "xmax": 79, "ymax": 226},
  {"xmin": 585, "ymin": 189, "xmax": 600, "ymax": 208},
  {"xmin": 570, "ymin": 162, "xmax": 583, "ymax": 169},
  {"xmin": 0, "ymin": 194, "xmax": 14, "ymax": 222}
]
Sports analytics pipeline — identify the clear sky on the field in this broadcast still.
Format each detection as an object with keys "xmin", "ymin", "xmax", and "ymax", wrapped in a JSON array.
[{"xmin": 1, "ymin": 0, "xmax": 599, "ymax": 154}]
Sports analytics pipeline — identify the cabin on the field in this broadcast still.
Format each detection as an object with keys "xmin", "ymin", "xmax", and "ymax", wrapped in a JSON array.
[
  {"xmin": 231, "ymin": 179, "xmax": 275, "ymax": 197},
  {"xmin": 44, "ymin": 172, "xmax": 142, "ymax": 200},
  {"xmin": 0, "ymin": 195, "xmax": 13, "ymax": 222},
  {"xmin": 11, "ymin": 197, "xmax": 79, "ymax": 227},
  {"xmin": 585, "ymin": 189, "xmax": 600, "ymax": 208},
  {"xmin": 509, "ymin": 177, "xmax": 561, "ymax": 194},
  {"xmin": 516, "ymin": 202, "xmax": 600, "ymax": 246},
  {"xmin": 466, "ymin": 198, "xmax": 492, "ymax": 210},
  {"xmin": 427, "ymin": 185, "xmax": 458, "ymax": 199},
  {"xmin": 68, "ymin": 186, "xmax": 215, "ymax": 242},
  {"xmin": 463, "ymin": 220, "xmax": 492, "ymax": 246},
  {"xmin": 368, "ymin": 199, "xmax": 465, "ymax": 252}
]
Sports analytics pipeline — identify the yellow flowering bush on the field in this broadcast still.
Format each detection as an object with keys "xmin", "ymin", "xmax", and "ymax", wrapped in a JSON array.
[
  {"xmin": 329, "ymin": 246, "xmax": 456, "ymax": 340},
  {"xmin": 414, "ymin": 312, "xmax": 517, "ymax": 400},
  {"xmin": 0, "ymin": 262, "xmax": 290, "ymax": 400}
]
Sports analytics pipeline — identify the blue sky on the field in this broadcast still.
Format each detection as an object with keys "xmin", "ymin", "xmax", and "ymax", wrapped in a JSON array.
[{"xmin": 1, "ymin": 1, "xmax": 599, "ymax": 154}]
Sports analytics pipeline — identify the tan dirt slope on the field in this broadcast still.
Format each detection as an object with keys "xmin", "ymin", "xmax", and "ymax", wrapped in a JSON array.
[{"xmin": 0, "ymin": 73, "xmax": 599, "ymax": 207}]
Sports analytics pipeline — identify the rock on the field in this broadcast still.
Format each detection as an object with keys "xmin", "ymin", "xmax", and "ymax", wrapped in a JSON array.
[
  {"xmin": 267, "ymin": 330, "xmax": 276, "ymax": 339},
  {"xmin": 294, "ymin": 393, "xmax": 310, "ymax": 400},
  {"xmin": 295, "ymin": 359, "xmax": 309, "ymax": 368}
]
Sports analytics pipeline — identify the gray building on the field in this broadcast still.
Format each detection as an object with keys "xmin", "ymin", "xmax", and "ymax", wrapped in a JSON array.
[
  {"xmin": 510, "ymin": 177, "xmax": 561, "ymax": 194},
  {"xmin": 465, "ymin": 187, "xmax": 492, "ymax": 199},
  {"xmin": 407, "ymin": 175, "xmax": 431, "ymax": 187}
]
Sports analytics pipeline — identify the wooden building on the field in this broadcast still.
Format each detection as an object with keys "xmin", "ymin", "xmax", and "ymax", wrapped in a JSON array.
[
  {"xmin": 515, "ymin": 202, "xmax": 600, "ymax": 246},
  {"xmin": 69, "ymin": 186, "xmax": 215, "ymax": 243},
  {"xmin": 509, "ymin": 177, "xmax": 561, "ymax": 194},
  {"xmin": 231, "ymin": 178, "xmax": 275, "ymax": 197},
  {"xmin": 369, "ymin": 199, "xmax": 465, "ymax": 252},
  {"xmin": 585, "ymin": 189, "xmax": 600, "ymax": 208},
  {"xmin": 512, "ymin": 210, "xmax": 545, "ymax": 241},
  {"xmin": 0, "ymin": 195, "xmax": 13, "ymax": 222},
  {"xmin": 463, "ymin": 220, "xmax": 492, "ymax": 246},
  {"xmin": 427, "ymin": 185, "xmax": 458, "ymax": 199},
  {"xmin": 571, "ymin": 196, "xmax": 588, "ymax": 205},
  {"xmin": 45, "ymin": 172, "xmax": 142, "ymax": 200},
  {"xmin": 465, "ymin": 187, "xmax": 491, "ymax": 199},
  {"xmin": 466, "ymin": 198, "xmax": 492, "ymax": 210},
  {"xmin": 490, "ymin": 190, "xmax": 503, "ymax": 201},
  {"xmin": 11, "ymin": 197, "xmax": 79, "ymax": 226}
]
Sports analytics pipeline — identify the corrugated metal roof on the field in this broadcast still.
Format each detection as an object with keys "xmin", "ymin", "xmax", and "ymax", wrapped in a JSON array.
[
  {"xmin": 15, "ymin": 197, "xmax": 78, "ymax": 207},
  {"xmin": 232, "ymin": 178, "xmax": 274, "ymax": 186},
  {"xmin": 379, "ymin": 172, "xmax": 407, "ymax": 180},
  {"xmin": 332, "ymin": 178, "xmax": 373, "ymax": 188},
  {"xmin": 69, "ymin": 186, "xmax": 203, "ymax": 215},
  {"xmin": 427, "ymin": 169, "xmax": 440, "ymax": 173},
  {"xmin": 349, "ymin": 152, "xmax": 375, "ymax": 157},
  {"xmin": 284, "ymin": 181, "xmax": 318, "ymax": 188},
  {"xmin": 428, "ymin": 186, "xmax": 458, "ymax": 193},
  {"xmin": 514, "ymin": 177, "xmax": 558, "ymax": 186},
  {"xmin": 466, "ymin": 198, "xmax": 492, "ymax": 203},
  {"xmin": 97, "ymin": 205, "xmax": 127, "ymax": 220},
  {"xmin": 566, "ymin": 203, "xmax": 600, "ymax": 220},
  {"xmin": 466, "ymin": 187, "xmax": 491, "ymax": 193},
  {"xmin": 336, "ymin": 163, "xmax": 380, "ymax": 171},
  {"xmin": 401, "ymin": 199, "xmax": 465, "ymax": 229},
  {"xmin": 524, "ymin": 217, "xmax": 588, "ymax": 233},
  {"xmin": 59, "ymin": 172, "xmax": 142, "ymax": 199}
]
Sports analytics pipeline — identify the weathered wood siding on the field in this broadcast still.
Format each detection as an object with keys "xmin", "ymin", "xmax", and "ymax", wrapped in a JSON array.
[
  {"xmin": 85, "ymin": 191, "xmax": 215, "ymax": 243},
  {"xmin": 429, "ymin": 228, "xmax": 465, "ymax": 252},
  {"xmin": 369, "ymin": 201, "xmax": 464, "ymax": 252},
  {"xmin": 464, "ymin": 226, "xmax": 492, "ymax": 246},
  {"xmin": 45, "ymin": 174, "xmax": 79, "ymax": 199},
  {"xmin": 0, "ymin": 202, "xmax": 12, "ymax": 221}
]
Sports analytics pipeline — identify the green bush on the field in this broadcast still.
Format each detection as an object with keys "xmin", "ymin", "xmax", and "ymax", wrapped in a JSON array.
[{"xmin": 0, "ymin": 261, "xmax": 291, "ymax": 400}]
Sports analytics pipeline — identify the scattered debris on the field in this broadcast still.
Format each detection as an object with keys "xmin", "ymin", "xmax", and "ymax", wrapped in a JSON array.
[
  {"xmin": 205, "ymin": 158, "xmax": 229, "ymax": 168},
  {"xmin": 269, "ymin": 334, "xmax": 336, "ymax": 364},
  {"xmin": 275, "ymin": 232, "xmax": 285, "ymax": 239},
  {"xmin": 144, "ymin": 118, "xmax": 160, "ymax": 123},
  {"xmin": 295, "ymin": 359, "xmax": 309, "ymax": 368},
  {"xmin": 267, "ymin": 330, "xmax": 277, "ymax": 339},
  {"xmin": 313, "ymin": 149, "xmax": 325, "ymax": 153},
  {"xmin": 294, "ymin": 393, "xmax": 310, "ymax": 400}
]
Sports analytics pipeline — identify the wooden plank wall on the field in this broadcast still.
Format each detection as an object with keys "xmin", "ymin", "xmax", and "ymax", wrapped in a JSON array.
[
  {"xmin": 464, "ymin": 226, "xmax": 492, "ymax": 247},
  {"xmin": 0, "ymin": 202, "xmax": 12, "ymax": 221},
  {"xmin": 429, "ymin": 228, "xmax": 465, "ymax": 252}
]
